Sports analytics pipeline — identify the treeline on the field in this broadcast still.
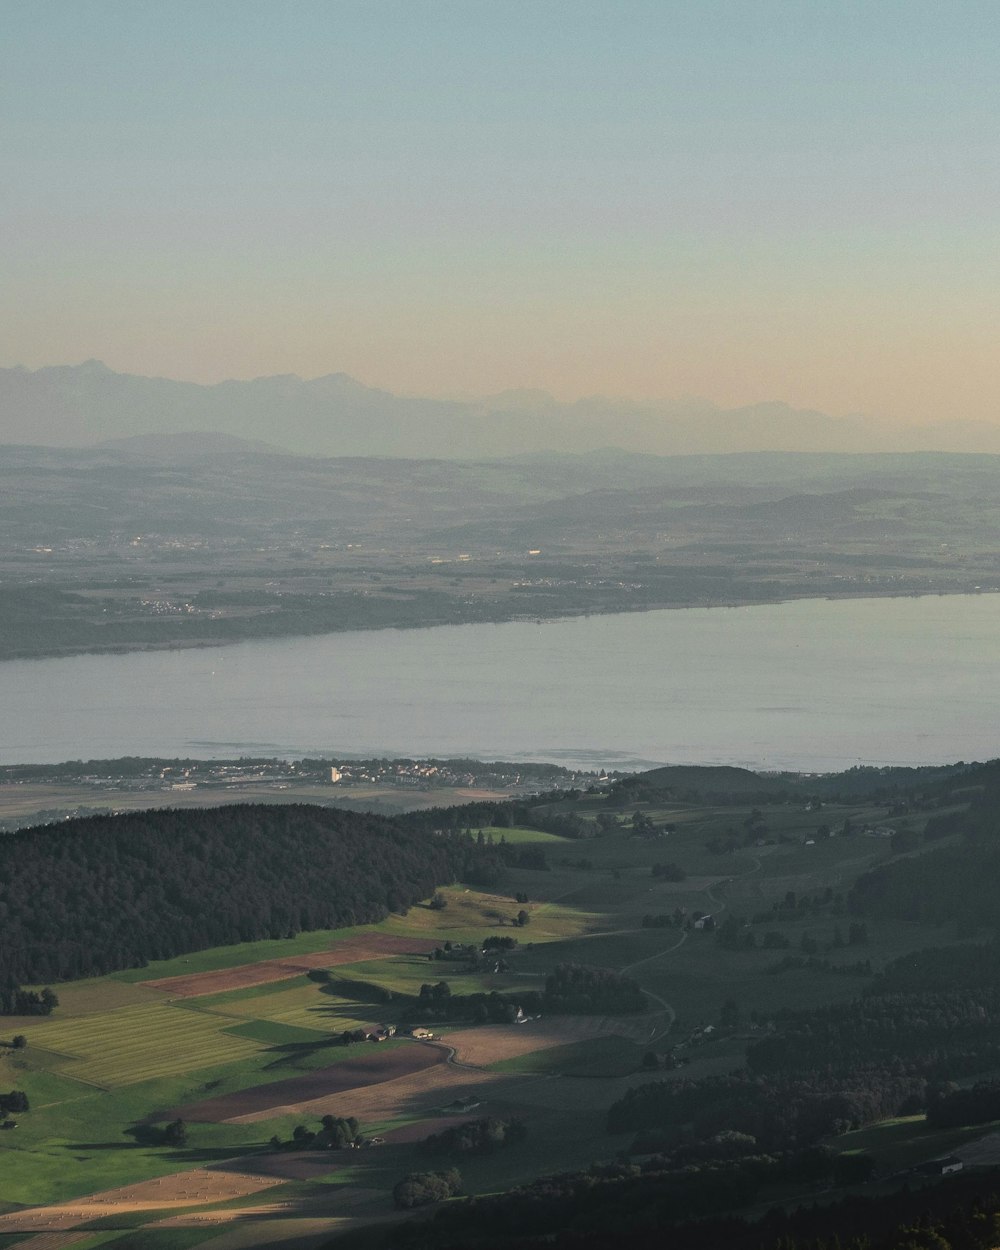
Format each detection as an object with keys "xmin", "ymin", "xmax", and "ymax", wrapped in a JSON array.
[
  {"xmin": 605, "ymin": 980, "xmax": 1000, "ymax": 1152},
  {"xmin": 0, "ymin": 804, "xmax": 496, "ymax": 991},
  {"xmin": 747, "ymin": 985, "xmax": 1000, "ymax": 1076},
  {"xmin": 0, "ymin": 986, "xmax": 58, "ymax": 1016},
  {"xmin": 849, "ymin": 842, "xmax": 1000, "ymax": 929},
  {"xmin": 399, "ymin": 799, "xmax": 595, "ymax": 843},
  {"xmin": 393, "ymin": 1168, "xmax": 463, "ymax": 1210},
  {"xmin": 927, "ymin": 1080, "xmax": 1000, "ymax": 1130},
  {"xmin": 268, "ymin": 1115, "xmax": 361, "ymax": 1151},
  {"xmin": 543, "ymin": 964, "xmax": 645, "ymax": 1015},
  {"xmin": 422, "ymin": 1117, "xmax": 527, "ymax": 1156},
  {"xmin": 406, "ymin": 985, "xmax": 542, "ymax": 1026},
  {"xmin": 0, "ymin": 1091, "xmax": 29, "ymax": 1115},
  {"xmin": 606, "ymin": 1066, "xmax": 925, "ymax": 1149},
  {"xmin": 405, "ymin": 965, "xmax": 645, "ymax": 1025},
  {"xmin": 383, "ymin": 1166, "xmax": 1000, "ymax": 1250}
]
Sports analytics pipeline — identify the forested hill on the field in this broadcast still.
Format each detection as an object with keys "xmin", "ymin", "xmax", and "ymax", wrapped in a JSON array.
[{"xmin": 0, "ymin": 805, "xmax": 485, "ymax": 985}]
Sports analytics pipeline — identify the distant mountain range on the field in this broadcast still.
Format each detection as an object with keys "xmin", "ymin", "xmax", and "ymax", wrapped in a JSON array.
[{"xmin": 3, "ymin": 360, "xmax": 1000, "ymax": 458}]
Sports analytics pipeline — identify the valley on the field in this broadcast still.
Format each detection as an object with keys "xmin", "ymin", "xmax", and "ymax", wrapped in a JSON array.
[{"xmin": 2, "ymin": 761, "xmax": 998, "ymax": 1249}]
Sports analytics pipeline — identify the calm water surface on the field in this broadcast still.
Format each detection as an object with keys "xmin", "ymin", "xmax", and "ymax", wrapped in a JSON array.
[{"xmin": 1, "ymin": 595, "xmax": 998, "ymax": 770}]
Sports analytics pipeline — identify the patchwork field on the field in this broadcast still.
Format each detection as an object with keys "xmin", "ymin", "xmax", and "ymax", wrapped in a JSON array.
[
  {"xmin": 1, "ymin": 785, "xmax": 985, "ymax": 1249},
  {"xmin": 171, "ymin": 1045, "xmax": 446, "ymax": 1123},
  {"xmin": 13, "ymin": 1003, "xmax": 264, "ymax": 1088},
  {"xmin": 0, "ymin": 1166, "xmax": 288, "ymax": 1234},
  {"xmin": 142, "ymin": 935, "xmax": 439, "ymax": 999}
]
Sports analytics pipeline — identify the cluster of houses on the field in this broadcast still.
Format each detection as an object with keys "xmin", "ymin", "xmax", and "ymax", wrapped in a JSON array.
[{"xmin": 365, "ymin": 1024, "xmax": 396, "ymax": 1042}]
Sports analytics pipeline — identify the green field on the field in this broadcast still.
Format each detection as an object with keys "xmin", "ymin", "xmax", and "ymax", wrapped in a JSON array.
[
  {"xmin": 20, "ymin": 1003, "xmax": 264, "ymax": 1087},
  {"xmin": 112, "ymin": 927, "xmax": 367, "ymax": 984},
  {"xmin": 473, "ymin": 825, "xmax": 572, "ymax": 844},
  {"xmin": 0, "ymin": 786, "xmax": 988, "ymax": 1247}
]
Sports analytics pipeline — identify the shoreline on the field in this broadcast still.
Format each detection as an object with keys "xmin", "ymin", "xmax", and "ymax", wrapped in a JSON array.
[{"xmin": 1, "ymin": 583, "xmax": 993, "ymax": 666}]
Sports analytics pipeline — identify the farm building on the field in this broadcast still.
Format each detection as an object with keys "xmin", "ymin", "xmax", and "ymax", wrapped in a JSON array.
[{"xmin": 916, "ymin": 1156, "xmax": 964, "ymax": 1176}]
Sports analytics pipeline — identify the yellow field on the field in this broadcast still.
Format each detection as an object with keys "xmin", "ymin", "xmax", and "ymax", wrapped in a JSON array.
[
  {"xmin": 25, "ymin": 1002, "xmax": 263, "ymax": 1087},
  {"xmin": 197, "ymin": 980, "xmax": 375, "ymax": 1034}
]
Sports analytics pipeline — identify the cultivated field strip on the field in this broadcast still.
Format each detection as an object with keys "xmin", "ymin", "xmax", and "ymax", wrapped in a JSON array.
[
  {"xmin": 182, "ymin": 978, "xmax": 376, "ymax": 1033},
  {"xmin": 27, "ymin": 1002, "xmax": 263, "ymax": 1086}
]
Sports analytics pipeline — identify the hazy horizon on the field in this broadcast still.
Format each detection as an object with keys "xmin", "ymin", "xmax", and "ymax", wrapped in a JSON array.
[{"xmin": 5, "ymin": 1, "xmax": 1000, "ymax": 433}]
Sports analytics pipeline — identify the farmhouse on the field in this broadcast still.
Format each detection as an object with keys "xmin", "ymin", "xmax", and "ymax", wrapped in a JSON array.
[{"xmin": 410, "ymin": 1026, "xmax": 434, "ymax": 1040}]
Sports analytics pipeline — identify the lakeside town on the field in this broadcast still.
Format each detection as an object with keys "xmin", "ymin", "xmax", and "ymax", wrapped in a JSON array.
[{"xmin": 0, "ymin": 756, "xmax": 611, "ymax": 833}]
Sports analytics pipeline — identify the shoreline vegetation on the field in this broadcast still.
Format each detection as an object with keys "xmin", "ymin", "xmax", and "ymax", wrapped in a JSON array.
[{"xmin": 2, "ymin": 584, "xmax": 993, "ymax": 665}]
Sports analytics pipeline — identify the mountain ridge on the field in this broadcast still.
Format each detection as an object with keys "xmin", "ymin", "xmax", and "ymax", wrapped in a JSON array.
[{"xmin": 7, "ymin": 360, "xmax": 997, "ymax": 459}]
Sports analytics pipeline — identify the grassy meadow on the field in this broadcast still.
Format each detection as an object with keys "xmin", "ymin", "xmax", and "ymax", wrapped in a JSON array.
[{"xmin": 0, "ymin": 790, "xmax": 985, "ymax": 1247}]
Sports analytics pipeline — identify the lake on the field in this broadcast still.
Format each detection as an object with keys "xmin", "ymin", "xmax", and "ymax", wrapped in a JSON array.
[{"xmin": 1, "ymin": 594, "xmax": 997, "ymax": 771}]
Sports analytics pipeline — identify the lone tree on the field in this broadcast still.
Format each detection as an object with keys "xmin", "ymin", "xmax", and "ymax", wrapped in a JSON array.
[
  {"xmin": 161, "ymin": 1118, "xmax": 187, "ymax": 1147},
  {"xmin": 393, "ymin": 1168, "xmax": 462, "ymax": 1209}
]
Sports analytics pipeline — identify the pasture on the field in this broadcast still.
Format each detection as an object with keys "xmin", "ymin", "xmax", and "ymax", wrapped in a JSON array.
[
  {"xmin": 0, "ymin": 783, "xmax": 983, "ymax": 1247},
  {"xmin": 17, "ymin": 1004, "xmax": 263, "ymax": 1088}
]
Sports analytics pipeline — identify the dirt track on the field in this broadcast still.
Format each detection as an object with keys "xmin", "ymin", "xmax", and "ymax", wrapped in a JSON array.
[{"xmin": 142, "ymin": 934, "xmax": 438, "ymax": 998}]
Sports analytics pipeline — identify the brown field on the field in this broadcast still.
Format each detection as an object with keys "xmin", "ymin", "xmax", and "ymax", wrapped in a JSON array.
[
  {"xmin": 156, "ymin": 1212, "xmax": 384, "ymax": 1250},
  {"xmin": 226, "ymin": 1056, "xmax": 505, "ymax": 1126},
  {"xmin": 13, "ymin": 1235, "xmax": 95, "ymax": 1250},
  {"xmin": 0, "ymin": 1167, "xmax": 285, "ymax": 1234},
  {"xmin": 142, "ymin": 934, "xmax": 438, "ymax": 997},
  {"xmin": 219, "ymin": 1020, "xmax": 653, "ymax": 1128},
  {"xmin": 380, "ymin": 1114, "xmax": 495, "ymax": 1144},
  {"xmin": 155, "ymin": 1185, "xmax": 382, "ymax": 1226},
  {"xmin": 440, "ymin": 1016, "xmax": 641, "ymax": 1066},
  {"xmin": 171, "ymin": 1044, "xmax": 446, "ymax": 1122},
  {"xmin": 214, "ymin": 1152, "xmax": 347, "ymax": 1182}
]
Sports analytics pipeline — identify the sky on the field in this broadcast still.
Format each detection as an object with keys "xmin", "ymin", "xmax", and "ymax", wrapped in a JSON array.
[{"xmin": 3, "ymin": 0, "xmax": 1000, "ymax": 425}]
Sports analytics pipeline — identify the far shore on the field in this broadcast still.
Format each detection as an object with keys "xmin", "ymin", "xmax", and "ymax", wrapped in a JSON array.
[{"xmin": 2, "ymin": 583, "xmax": 989, "ymax": 666}]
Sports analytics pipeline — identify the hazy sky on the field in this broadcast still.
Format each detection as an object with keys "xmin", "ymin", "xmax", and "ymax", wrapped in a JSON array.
[{"xmin": 4, "ymin": 1, "xmax": 1000, "ymax": 423}]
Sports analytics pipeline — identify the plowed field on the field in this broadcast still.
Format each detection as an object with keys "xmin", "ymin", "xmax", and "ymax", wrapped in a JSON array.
[
  {"xmin": 142, "ymin": 934, "xmax": 438, "ymax": 997},
  {"xmin": 170, "ymin": 1043, "xmax": 446, "ymax": 1121},
  {"xmin": 0, "ymin": 1167, "xmax": 284, "ymax": 1234}
]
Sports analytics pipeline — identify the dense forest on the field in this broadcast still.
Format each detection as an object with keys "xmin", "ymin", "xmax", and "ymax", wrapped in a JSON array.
[
  {"xmin": 606, "ymin": 1064, "xmax": 926, "ymax": 1149},
  {"xmin": 746, "ymin": 985, "xmax": 1000, "ymax": 1075},
  {"xmin": 605, "ymin": 979, "xmax": 1000, "ymax": 1150},
  {"xmin": 0, "ymin": 804, "xmax": 496, "ymax": 989},
  {"xmin": 387, "ymin": 1165, "xmax": 1000, "ymax": 1250},
  {"xmin": 850, "ymin": 840, "xmax": 1000, "ymax": 929}
]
